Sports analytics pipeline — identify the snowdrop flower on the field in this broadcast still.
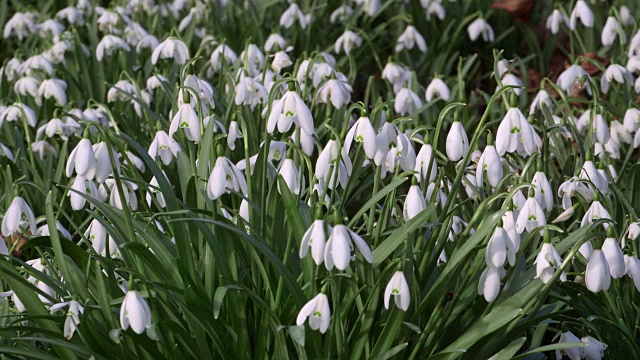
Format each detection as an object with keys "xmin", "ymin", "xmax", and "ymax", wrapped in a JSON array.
[
  {"xmin": 581, "ymin": 199, "xmax": 611, "ymax": 229},
  {"xmin": 581, "ymin": 336, "xmax": 606, "ymax": 360},
  {"xmin": 601, "ymin": 64, "xmax": 633, "ymax": 94},
  {"xmin": 271, "ymin": 51, "xmax": 292, "ymax": 73},
  {"xmin": 0, "ymin": 103, "xmax": 37, "ymax": 127},
  {"xmin": 146, "ymin": 74, "xmax": 168, "ymax": 93},
  {"xmin": 56, "ymin": 7, "xmax": 85, "ymax": 25},
  {"xmin": 0, "ymin": 142, "xmax": 14, "ymax": 161},
  {"xmin": 569, "ymin": 0, "xmax": 594, "ymax": 30},
  {"xmin": 620, "ymin": 5, "xmax": 635, "ymax": 26},
  {"xmin": 384, "ymin": 271, "xmax": 410, "ymax": 311},
  {"xmin": 149, "ymin": 130, "xmax": 181, "ymax": 165},
  {"xmin": 532, "ymin": 170, "xmax": 553, "ymax": 212},
  {"xmin": 626, "ymin": 222, "xmax": 640, "ymax": 241},
  {"xmin": 68, "ymin": 176, "xmax": 98, "ymax": 210},
  {"xmin": 315, "ymin": 139, "xmax": 352, "ymax": 189},
  {"xmin": 516, "ymin": 192, "xmax": 546, "ymax": 235},
  {"xmin": 20, "ymin": 55, "xmax": 53, "ymax": 76},
  {"xmin": 382, "ymin": 62, "xmax": 412, "ymax": 94},
  {"xmin": 1, "ymin": 197, "xmax": 37, "ymax": 237},
  {"xmin": 478, "ymin": 265, "xmax": 502, "ymax": 302},
  {"xmin": 425, "ymin": 78, "xmax": 450, "ymax": 102},
  {"xmin": 499, "ymin": 74, "xmax": 524, "ymax": 96},
  {"xmin": 602, "ymin": 236, "xmax": 625, "ymax": 278},
  {"xmin": 120, "ymin": 290, "xmax": 152, "ymax": 335},
  {"xmin": 210, "ymin": 44, "xmax": 237, "ymax": 72},
  {"xmin": 623, "ymin": 108, "xmax": 640, "ymax": 134},
  {"xmin": 31, "ymin": 140, "xmax": 58, "ymax": 158},
  {"xmin": 240, "ymin": 44, "xmax": 265, "ymax": 76},
  {"xmin": 546, "ymin": 9, "xmax": 568, "ymax": 35},
  {"xmin": 445, "ymin": 121, "xmax": 468, "ymax": 162},
  {"xmin": 85, "ymin": 219, "xmax": 116, "ymax": 256},
  {"xmin": 280, "ymin": 3, "xmax": 307, "ymax": 29},
  {"xmin": 278, "ymin": 158, "xmax": 304, "ymax": 195},
  {"xmin": 91, "ymin": 142, "xmax": 116, "ymax": 183},
  {"xmin": 476, "ymin": 138, "xmax": 503, "ymax": 189},
  {"xmin": 395, "ymin": 25, "xmax": 426, "ymax": 53},
  {"xmin": 316, "ymin": 75, "xmax": 352, "ymax": 109},
  {"xmin": 344, "ymin": 116, "xmax": 376, "ymax": 159},
  {"xmin": 602, "ymin": 16, "xmax": 625, "ymax": 47},
  {"xmin": 394, "ymin": 87, "xmax": 422, "ymax": 115},
  {"xmin": 468, "ymin": 18, "xmax": 495, "ymax": 42},
  {"xmin": 136, "ymin": 34, "xmax": 159, "ymax": 52},
  {"xmin": 3, "ymin": 12, "xmax": 36, "ymax": 40},
  {"xmin": 335, "ymin": 30, "xmax": 362, "ymax": 55},
  {"xmin": 557, "ymin": 64, "xmax": 592, "ymax": 95},
  {"xmin": 207, "ymin": 156, "xmax": 248, "ymax": 200},
  {"xmin": 235, "ymin": 72, "xmax": 268, "ymax": 110},
  {"xmin": 529, "ymin": 89, "xmax": 552, "ymax": 115},
  {"xmin": 2, "ymin": 58, "xmax": 22, "ymax": 81},
  {"xmin": 264, "ymin": 33, "xmax": 287, "ymax": 52},
  {"xmin": 486, "ymin": 224, "xmax": 516, "ymax": 268},
  {"xmin": 404, "ymin": 184, "xmax": 426, "ymax": 221},
  {"xmin": 625, "ymin": 255, "xmax": 640, "ymax": 291},
  {"xmin": 502, "ymin": 210, "xmax": 521, "ymax": 251},
  {"xmin": 555, "ymin": 331, "xmax": 585, "ymax": 360},
  {"xmin": 423, "ymin": 0, "xmax": 445, "ymax": 21},
  {"xmin": 324, "ymin": 224, "xmax": 373, "ymax": 271},
  {"xmin": 300, "ymin": 220, "xmax": 331, "ymax": 265},
  {"xmin": 535, "ymin": 242, "xmax": 566, "ymax": 283},
  {"xmin": 151, "ymin": 38, "xmax": 189, "ymax": 65},
  {"xmin": 267, "ymin": 87, "xmax": 315, "ymax": 135},
  {"xmin": 38, "ymin": 19, "xmax": 65, "ymax": 38},
  {"xmin": 169, "ymin": 102, "xmax": 200, "ymax": 143},
  {"xmin": 296, "ymin": 293, "xmax": 330, "ymax": 333},
  {"xmin": 414, "ymin": 143, "xmax": 437, "ymax": 183},
  {"xmin": 49, "ymin": 300, "xmax": 84, "ymax": 339},
  {"xmin": 96, "ymin": 35, "xmax": 131, "ymax": 61},
  {"xmin": 36, "ymin": 78, "xmax": 67, "ymax": 107},
  {"xmin": 585, "ymin": 249, "xmax": 610, "ymax": 292},
  {"xmin": 496, "ymin": 106, "xmax": 537, "ymax": 156},
  {"xmin": 14, "ymin": 76, "xmax": 40, "ymax": 98},
  {"xmin": 66, "ymin": 138, "xmax": 96, "ymax": 180},
  {"xmin": 146, "ymin": 174, "xmax": 167, "ymax": 208},
  {"xmin": 356, "ymin": 0, "xmax": 381, "ymax": 16},
  {"xmin": 330, "ymin": 5, "xmax": 353, "ymax": 23}
]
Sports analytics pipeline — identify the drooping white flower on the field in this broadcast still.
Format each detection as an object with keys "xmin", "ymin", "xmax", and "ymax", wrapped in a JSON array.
[
  {"xmin": 624, "ymin": 255, "xmax": 640, "ymax": 291},
  {"xmin": 516, "ymin": 194, "xmax": 546, "ymax": 235},
  {"xmin": 546, "ymin": 9, "xmax": 569, "ymax": 35},
  {"xmin": 581, "ymin": 200, "xmax": 611, "ymax": 229},
  {"xmin": 120, "ymin": 290, "xmax": 152, "ymax": 334},
  {"xmin": 240, "ymin": 44, "xmax": 265, "ymax": 76},
  {"xmin": 478, "ymin": 265, "xmax": 502, "ymax": 302},
  {"xmin": 280, "ymin": 3, "xmax": 307, "ymax": 29},
  {"xmin": 404, "ymin": 184, "xmax": 426, "ymax": 221},
  {"xmin": 445, "ymin": 121, "xmax": 468, "ymax": 162},
  {"xmin": 296, "ymin": 293, "xmax": 330, "ymax": 333},
  {"xmin": 535, "ymin": 242, "xmax": 566, "ymax": 283},
  {"xmin": 468, "ymin": 18, "xmax": 495, "ymax": 42},
  {"xmin": 66, "ymin": 138, "xmax": 96, "ymax": 180},
  {"xmin": 335, "ymin": 30, "xmax": 362, "ymax": 55},
  {"xmin": 300, "ymin": 220, "xmax": 331, "ymax": 265},
  {"xmin": 384, "ymin": 271, "xmax": 410, "ymax": 311},
  {"xmin": 266, "ymin": 89, "xmax": 315, "ymax": 136},
  {"xmin": 602, "ymin": 237, "xmax": 625, "ymax": 279},
  {"xmin": 579, "ymin": 159, "xmax": 608, "ymax": 193},
  {"xmin": 330, "ymin": 5, "xmax": 353, "ymax": 23},
  {"xmin": 151, "ymin": 38, "xmax": 189, "ymax": 65},
  {"xmin": 425, "ymin": 78, "xmax": 450, "ymax": 102},
  {"xmin": 1, "ymin": 197, "xmax": 37, "ymax": 237},
  {"xmin": 324, "ymin": 224, "xmax": 373, "ymax": 271},
  {"xmin": 37, "ymin": 78, "xmax": 67, "ymax": 107},
  {"xmin": 235, "ymin": 72, "xmax": 268, "ymax": 110},
  {"xmin": 394, "ymin": 87, "xmax": 422, "ymax": 115},
  {"xmin": 581, "ymin": 336, "xmax": 606, "ymax": 360},
  {"xmin": 569, "ymin": 0, "xmax": 594, "ymax": 30},
  {"xmin": 476, "ymin": 144, "xmax": 502, "ymax": 189},
  {"xmin": 557, "ymin": 64, "xmax": 592, "ymax": 95},
  {"xmin": 423, "ymin": 0, "xmax": 445, "ymax": 21},
  {"xmin": 532, "ymin": 171, "xmax": 553, "ymax": 212},
  {"xmin": 496, "ymin": 107, "xmax": 537, "ymax": 156},
  {"xmin": 395, "ymin": 25, "xmax": 426, "ymax": 53},
  {"xmin": 278, "ymin": 158, "xmax": 304, "ymax": 195},
  {"xmin": 50, "ymin": 300, "xmax": 84, "ymax": 339},
  {"xmin": 3, "ymin": 12, "xmax": 36, "ymax": 40},
  {"xmin": 96, "ymin": 35, "xmax": 131, "ymax": 61},
  {"xmin": 585, "ymin": 249, "xmax": 610, "ymax": 294},
  {"xmin": 14, "ymin": 76, "xmax": 40, "ymax": 98},
  {"xmin": 0, "ymin": 103, "xmax": 37, "ymax": 127},
  {"xmin": 344, "ymin": 116, "xmax": 376, "ymax": 159},
  {"xmin": 316, "ymin": 76, "xmax": 352, "ymax": 109},
  {"xmin": 381, "ymin": 62, "xmax": 412, "ymax": 94},
  {"xmin": 601, "ymin": 16, "xmax": 625, "ymax": 47},
  {"xmin": 555, "ymin": 331, "xmax": 585, "ymax": 360},
  {"xmin": 210, "ymin": 44, "xmax": 237, "ymax": 73},
  {"xmin": 601, "ymin": 64, "xmax": 634, "ymax": 94},
  {"xmin": 529, "ymin": 89, "xmax": 552, "ymax": 115},
  {"xmin": 169, "ymin": 103, "xmax": 201, "ymax": 143},
  {"xmin": 414, "ymin": 143, "xmax": 437, "ymax": 183},
  {"xmin": 486, "ymin": 224, "xmax": 516, "ymax": 268},
  {"xmin": 207, "ymin": 156, "xmax": 248, "ymax": 200},
  {"xmin": 148, "ymin": 130, "xmax": 181, "ymax": 165}
]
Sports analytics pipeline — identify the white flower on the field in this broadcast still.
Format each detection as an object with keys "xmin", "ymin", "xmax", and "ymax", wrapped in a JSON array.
[
  {"xmin": 546, "ymin": 9, "xmax": 568, "ymax": 35},
  {"xmin": 3, "ymin": 12, "xmax": 36, "ymax": 40},
  {"xmin": 622, "ymin": 108, "xmax": 640, "ymax": 133},
  {"xmin": 532, "ymin": 171, "xmax": 553, "ymax": 212},
  {"xmin": 296, "ymin": 293, "xmax": 330, "ymax": 333},
  {"xmin": 330, "ymin": 5, "xmax": 353, "ymax": 23},
  {"xmin": 210, "ymin": 44, "xmax": 237, "ymax": 72},
  {"xmin": 529, "ymin": 89, "xmax": 552, "ymax": 115},
  {"xmin": 271, "ymin": 51, "xmax": 292, "ymax": 73},
  {"xmin": 356, "ymin": 0, "xmax": 381, "ymax": 16},
  {"xmin": 120, "ymin": 290, "xmax": 152, "ymax": 334},
  {"xmin": 557, "ymin": 64, "xmax": 592, "ymax": 95},
  {"xmin": 384, "ymin": 271, "xmax": 410, "ymax": 311},
  {"xmin": 569, "ymin": 0, "xmax": 594, "ymax": 30},
  {"xmin": 278, "ymin": 158, "xmax": 303, "ymax": 195},
  {"xmin": 486, "ymin": 225, "xmax": 516, "ymax": 268},
  {"xmin": 468, "ymin": 18, "xmax": 494, "ymax": 42},
  {"xmin": 445, "ymin": 121, "xmax": 468, "ymax": 162},
  {"xmin": 502, "ymin": 210, "xmax": 521, "ymax": 251},
  {"xmin": 96, "ymin": 35, "xmax": 131, "ymax": 61},
  {"xmin": 579, "ymin": 240, "xmax": 593, "ymax": 261},
  {"xmin": 14, "ymin": 76, "xmax": 40, "ymax": 98},
  {"xmin": 535, "ymin": 242, "xmax": 566, "ymax": 284},
  {"xmin": 478, "ymin": 265, "xmax": 502, "ymax": 302},
  {"xmin": 324, "ymin": 224, "xmax": 373, "ymax": 271},
  {"xmin": 316, "ymin": 76, "xmax": 352, "ymax": 109},
  {"xmin": 37, "ymin": 78, "xmax": 67, "ymax": 107},
  {"xmin": 516, "ymin": 195, "xmax": 546, "ymax": 235},
  {"xmin": 381, "ymin": 62, "xmax": 411, "ymax": 94},
  {"xmin": 601, "ymin": 16, "xmax": 625, "ymax": 47},
  {"xmin": 315, "ymin": 139, "xmax": 352, "ymax": 189},
  {"xmin": 424, "ymin": 1, "xmax": 445, "ymax": 21},
  {"xmin": 267, "ymin": 89, "xmax": 315, "ymax": 136},
  {"xmin": 169, "ymin": 103, "xmax": 200, "ymax": 143},
  {"xmin": 146, "ymin": 174, "xmax": 167, "ymax": 208},
  {"xmin": 151, "ymin": 38, "xmax": 189, "ymax": 65},
  {"xmin": 476, "ymin": 144, "xmax": 502, "ymax": 189},
  {"xmin": 300, "ymin": 220, "xmax": 331, "ymax": 265},
  {"xmin": 345, "ymin": 116, "xmax": 376, "ymax": 159},
  {"xmin": 620, "ymin": 6, "xmax": 635, "ymax": 26},
  {"xmin": 66, "ymin": 138, "xmax": 96, "ymax": 180},
  {"xmin": 579, "ymin": 160, "xmax": 608, "ymax": 193},
  {"xmin": 602, "ymin": 237, "xmax": 625, "ymax": 279},
  {"xmin": 280, "ymin": 3, "xmax": 307, "ymax": 29},
  {"xmin": 601, "ymin": 64, "xmax": 633, "ymax": 94},
  {"xmin": 149, "ymin": 130, "xmax": 181, "ymax": 165},
  {"xmin": 183, "ymin": 75, "xmax": 215, "ymax": 113},
  {"xmin": 581, "ymin": 200, "xmax": 611, "ymax": 229},
  {"xmin": 20, "ymin": 55, "xmax": 53, "ymax": 76},
  {"xmin": 555, "ymin": 331, "xmax": 584, "ymax": 360},
  {"xmin": 496, "ymin": 107, "xmax": 537, "ymax": 156},
  {"xmin": 404, "ymin": 184, "xmax": 426, "ymax": 221},
  {"xmin": 414, "ymin": 144, "xmax": 437, "ymax": 183},
  {"xmin": 207, "ymin": 156, "xmax": 248, "ymax": 200},
  {"xmin": 136, "ymin": 35, "xmax": 159, "ymax": 52},
  {"xmin": 626, "ymin": 222, "xmax": 640, "ymax": 241},
  {"xmin": 0, "ymin": 103, "xmax": 37, "ymax": 127},
  {"xmin": 499, "ymin": 74, "xmax": 524, "ymax": 96},
  {"xmin": 1, "ymin": 197, "xmax": 37, "ymax": 236},
  {"xmin": 240, "ymin": 44, "xmax": 265, "ymax": 76},
  {"xmin": 585, "ymin": 250, "xmax": 611, "ymax": 293},
  {"xmin": 425, "ymin": 78, "xmax": 450, "ymax": 102},
  {"xmin": 394, "ymin": 87, "xmax": 422, "ymax": 115},
  {"xmin": 50, "ymin": 300, "xmax": 84, "ymax": 339},
  {"xmin": 235, "ymin": 72, "xmax": 268, "ymax": 110},
  {"xmin": 334, "ymin": 30, "xmax": 362, "ymax": 55},
  {"xmin": 581, "ymin": 336, "xmax": 606, "ymax": 360},
  {"xmin": 85, "ymin": 218, "xmax": 116, "ymax": 256},
  {"xmin": 395, "ymin": 26, "xmax": 426, "ymax": 53},
  {"xmin": 624, "ymin": 255, "xmax": 640, "ymax": 291}
]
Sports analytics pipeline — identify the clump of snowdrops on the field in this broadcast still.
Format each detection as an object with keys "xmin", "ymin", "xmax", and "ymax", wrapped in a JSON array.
[{"xmin": 0, "ymin": 0, "xmax": 639, "ymax": 359}]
